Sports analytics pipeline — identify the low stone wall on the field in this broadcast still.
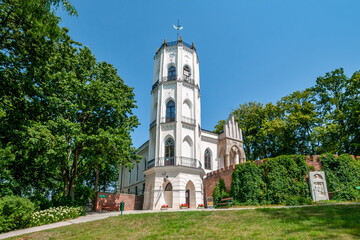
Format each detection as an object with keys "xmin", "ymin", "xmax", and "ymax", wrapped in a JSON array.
[
  {"xmin": 203, "ymin": 155, "xmax": 360, "ymax": 200},
  {"xmin": 94, "ymin": 192, "xmax": 143, "ymax": 212}
]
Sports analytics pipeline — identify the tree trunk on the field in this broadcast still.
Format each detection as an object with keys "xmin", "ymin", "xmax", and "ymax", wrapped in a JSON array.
[
  {"xmin": 69, "ymin": 176, "xmax": 76, "ymax": 202},
  {"xmin": 63, "ymin": 175, "xmax": 69, "ymax": 197},
  {"xmin": 94, "ymin": 164, "xmax": 99, "ymax": 193}
]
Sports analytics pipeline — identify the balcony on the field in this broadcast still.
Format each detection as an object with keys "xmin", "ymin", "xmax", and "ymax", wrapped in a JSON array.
[
  {"xmin": 151, "ymin": 75, "xmax": 200, "ymax": 92},
  {"xmin": 149, "ymin": 120, "xmax": 156, "ymax": 129},
  {"xmin": 182, "ymin": 76, "xmax": 194, "ymax": 85},
  {"xmin": 161, "ymin": 116, "xmax": 175, "ymax": 123},
  {"xmin": 148, "ymin": 159, "xmax": 155, "ymax": 169},
  {"xmin": 146, "ymin": 157, "xmax": 201, "ymax": 169},
  {"xmin": 181, "ymin": 116, "xmax": 195, "ymax": 125},
  {"xmin": 163, "ymin": 75, "xmax": 177, "ymax": 82}
]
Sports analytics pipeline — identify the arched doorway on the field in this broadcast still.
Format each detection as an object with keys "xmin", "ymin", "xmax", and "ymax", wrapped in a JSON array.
[
  {"xmin": 185, "ymin": 181, "xmax": 196, "ymax": 208},
  {"xmin": 164, "ymin": 182, "xmax": 173, "ymax": 208}
]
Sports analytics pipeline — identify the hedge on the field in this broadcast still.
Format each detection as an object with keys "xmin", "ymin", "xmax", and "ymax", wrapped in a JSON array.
[
  {"xmin": 320, "ymin": 154, "xmax": 360, "ymax": 201},
  {"xmin": 0, "ymin": 196, "xmax": 35, "ymax": 233}
]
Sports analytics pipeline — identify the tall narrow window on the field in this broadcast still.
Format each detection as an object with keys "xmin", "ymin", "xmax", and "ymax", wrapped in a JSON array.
[
  {"xmin": 128, "ymin": 170, "xmax": 131, "ymax": 185},
  {"xmin": 136, "ymin": 163, "xmax": 139, "ymax": 181},
  {"xmin": 183, "ymin": 65, "xmax": 191, "ymax": 80},
  {"xmin": 165, "ymin": 138, "xmax": 175, "ymax": 166},
  {"xmin": 204, "ymin": 149, "xmax": 211, "ymax": 170},
  {"xmin": 166, "ymin": 101, "xmax": 175, "ymax": 122},
  {"xmin": 168, "ymin": 66, "xmax": 176, "ymax": 80}
]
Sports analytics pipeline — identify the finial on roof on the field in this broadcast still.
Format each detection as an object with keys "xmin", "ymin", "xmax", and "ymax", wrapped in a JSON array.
[
  {"xmin": 156, "ymin": 48, "xmax": 159, "ymax": 54},
  {"xmin": 178, "ymin": 35, "xmax": 182, "ymax": 43},
  {"xmin": 191, "ymin": 42, "xmax": 196, "ymax": 50},
  {"xmin": 163, "ymin": 38, "xmax": 167, "ymax": 46}
]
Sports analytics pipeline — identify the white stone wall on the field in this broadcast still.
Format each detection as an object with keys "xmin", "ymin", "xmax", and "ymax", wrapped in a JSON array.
[
  {"xmin": 200, "ymin": 130, "xmax": 219, "ymax": 172},
  {"xmin": 143, "ymin": 167, "xmax": 204, "ymax": 210}
]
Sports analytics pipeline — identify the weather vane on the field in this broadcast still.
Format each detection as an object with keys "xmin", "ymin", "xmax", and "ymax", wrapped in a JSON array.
[{"xmin": 173, "ymin": 19, "xmax": 183, "ymax": 39}]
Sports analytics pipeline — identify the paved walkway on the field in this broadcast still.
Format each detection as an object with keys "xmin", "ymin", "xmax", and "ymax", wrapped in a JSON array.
[{"xmin": 1, "ymin": 202, "xmax": 359, "ymax": 240}]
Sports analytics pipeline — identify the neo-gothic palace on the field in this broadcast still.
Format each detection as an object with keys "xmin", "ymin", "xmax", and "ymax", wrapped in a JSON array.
[{"xmin": 119, "ymin": 37, "xmax": 246, "ymax": 210}]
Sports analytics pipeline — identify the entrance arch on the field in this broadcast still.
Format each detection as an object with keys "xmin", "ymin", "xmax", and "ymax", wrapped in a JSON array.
[
  {"xmin": 163, "ymin": 182, "xmax": 173, "ymax": 208},
  {"xmin": 185, "ymin": 181, "xmax": 196, "ymax": 208}
]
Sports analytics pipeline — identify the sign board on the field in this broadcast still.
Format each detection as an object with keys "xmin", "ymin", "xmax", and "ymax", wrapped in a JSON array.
[
  {"xmin": 206, "ymin": 196, "xmax": 214, "ymax": 209},
  {"xmin": 309, "ymin": 171, "xmax": 329, "ymax": 201},
  {"xmin": 99, "ymin": 195, "xmax": 107, "ymax": 198}
]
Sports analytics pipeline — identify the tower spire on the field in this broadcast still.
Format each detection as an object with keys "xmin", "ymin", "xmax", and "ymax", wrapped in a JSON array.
[{"xmin": 172, "ymin": 19, "xmax": 183, "ymax": 39}]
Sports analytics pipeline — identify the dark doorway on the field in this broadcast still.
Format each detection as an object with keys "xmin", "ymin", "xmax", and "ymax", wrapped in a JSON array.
[{"xmin": 186, "ymin": 190, "xmax": 190, "ymax": 207}]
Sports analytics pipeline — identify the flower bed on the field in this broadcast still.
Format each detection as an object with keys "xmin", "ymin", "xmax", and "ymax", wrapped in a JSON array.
[
  {"xmin": 30, "ymin": 206, "xmax": 86, "ymax": 227},
  {"xmin": 161, "ymin": 204, "xmax": 169, "ymax": 210},
  {"xmin": 179, "ymin": 203, "xmax": 189, "ymax": 209},
  {"xmin": 198, "ymin": 204, "xmax": 204, "ymax": 208}
]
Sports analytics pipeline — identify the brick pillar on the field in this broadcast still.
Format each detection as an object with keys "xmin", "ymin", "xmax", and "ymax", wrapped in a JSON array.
[{"xmin": 225, "ymin": 154, "xmax": 230, "ymax": 167}]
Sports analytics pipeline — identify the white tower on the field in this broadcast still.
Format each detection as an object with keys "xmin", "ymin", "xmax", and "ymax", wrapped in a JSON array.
[{"xmin": 143, "ymin": 37, "xmax": 205, "ymax": 210}]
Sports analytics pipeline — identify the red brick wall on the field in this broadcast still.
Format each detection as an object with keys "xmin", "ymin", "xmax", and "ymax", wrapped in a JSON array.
[
  {"xmin": 94, "ymin": 192, "xmax": 143, "ymax": 212},
  {"xmin": 203, "ymin": 165, "xmax": 236, "ymax": 200},
  {"xmin": 203, "ymin": 155, "xmax": 360, "ymax": 199}
]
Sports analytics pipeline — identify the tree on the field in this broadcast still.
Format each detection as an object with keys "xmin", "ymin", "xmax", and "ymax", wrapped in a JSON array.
[
  {"xmin": 0, "ymin": 0, "xmax": 77, "ymax": 197},
  {"xmin": 0, "ymin": 0, "xmax": 139, "ymax": 203},
  {"xmin": 231, "ymin": 102, "xmax": 265, "ymax": 160},
  {"xmin": 213, "ymin": 120, "xmax": 225, "ymax": 134},
  {"xmin": 312, "ymin": 68, "xmax": 357, "ymax": 155},
  {"xmin": 278, "ymin": 90, "xmax": 318, "ymax": 155}
]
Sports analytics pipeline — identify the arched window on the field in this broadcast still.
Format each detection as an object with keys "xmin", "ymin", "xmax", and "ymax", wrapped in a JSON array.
[
  {"xmin": 168, "ymin": 66, "xmax": 176, "ymax": 81},
  {"xmin": 183, "ymin": 65, "xmax": 191, "ymax": 80},
  {"xmin": 165, "ymin": 138, "xmax": 175, "ymax": 165},
  {"xmin": 165, "ymin": 182, "xmax": 173, "ymax": 191},
  {"xmin": 166, "ymin": 100, "xmax": 175, "ymax": 122},
  {"xmin": 204, "ymin": 149, "xmax": 211, "ymax": 170}
]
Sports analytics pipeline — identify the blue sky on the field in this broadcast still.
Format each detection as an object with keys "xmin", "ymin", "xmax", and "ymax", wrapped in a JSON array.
[{"xmin": 57, "ymin": 0, "xmax": 360, "ymax": 148}]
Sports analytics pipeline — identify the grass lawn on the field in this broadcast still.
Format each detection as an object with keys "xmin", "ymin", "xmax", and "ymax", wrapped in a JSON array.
[{"xmin": 10, "ymin": 205, "xmax": 360, "ymax": 240}]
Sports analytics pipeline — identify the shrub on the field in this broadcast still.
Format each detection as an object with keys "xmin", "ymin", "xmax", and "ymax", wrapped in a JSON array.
[
  {"xmin": 231, "ymin": 162, "xmax": 266, "ymax": 205},
  {"xmin": 261, "ymin": 155, "xmax": 310, "ymax": 204},
  {"xmin": 212, "ymin": 179, "xmax": 229, "ymax": 204},
  {"xmin": 229, "ymin": 155, "xmax": 311, "ymax": 206},
  {"xmin": 0, "ymin": 196, "xmax": 35, "ymax": 233},
  {"xmin": 320, "ymin": 154, "xmax": 360, "ymax": 201},
  {"xmin": 30, "ymin": 206, "xmax": 86, "ymax": 227}
]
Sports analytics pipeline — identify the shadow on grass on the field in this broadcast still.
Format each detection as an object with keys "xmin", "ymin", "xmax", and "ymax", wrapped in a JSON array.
[{"xmin": 256, "ymin": 205, "xmax": 360, "ymax": 238}]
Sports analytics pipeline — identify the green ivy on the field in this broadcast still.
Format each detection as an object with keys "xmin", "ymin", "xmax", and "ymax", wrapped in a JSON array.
[
  {"xmin": 230, "ymin": 155, "xmax": 311, "ymax": 205},
  {"xmin": 231, "ymin": 162, "xmax": 266, "ymax": 205},
  {"xmin": 212, "ymin": 179, "xmax": 229, "ymax": 204},
  {"xmin": 261, "ymin": 155, "xmax": 310, "ymax": 204},
  {"xmin": 320, "ymin": 154, "xmax": 360, "ymax": 201}
]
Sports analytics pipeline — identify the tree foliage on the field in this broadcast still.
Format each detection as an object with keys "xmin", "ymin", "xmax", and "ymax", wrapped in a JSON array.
[
  {"xmin": 0, "ymin": 0, "xmax": 139, "ymax": 203},
  {"xmin": 217, "ymin": 68, "xmax": 360, "ymax": 159}
]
